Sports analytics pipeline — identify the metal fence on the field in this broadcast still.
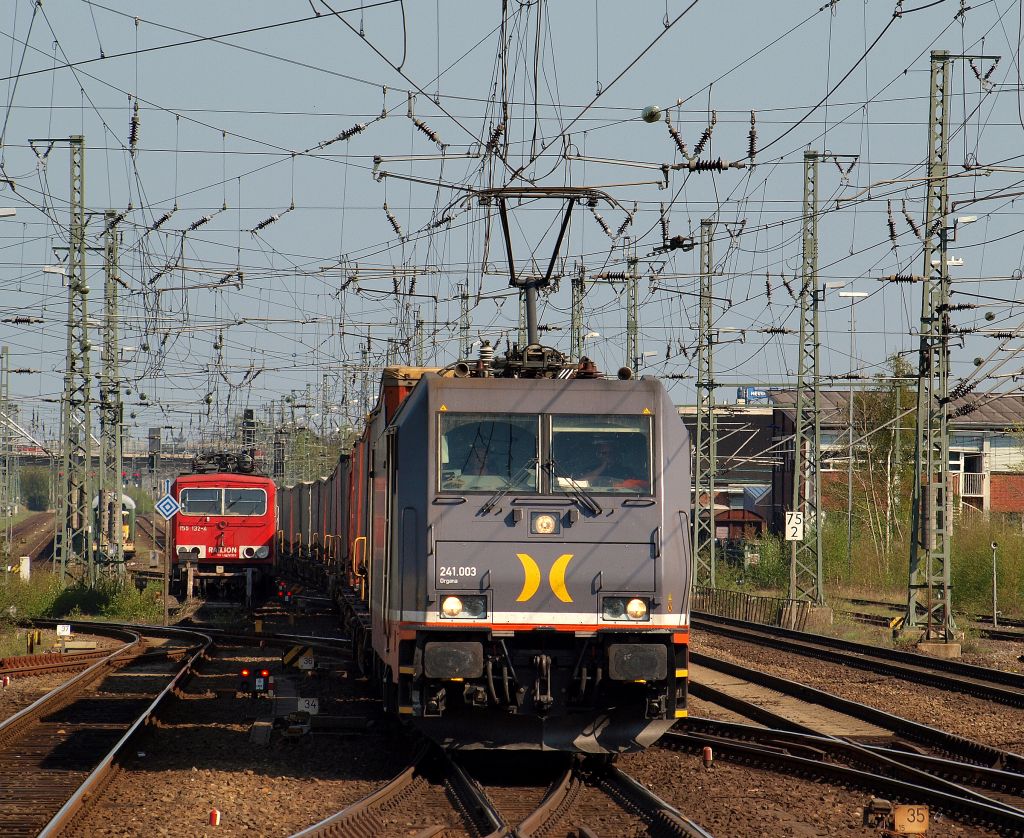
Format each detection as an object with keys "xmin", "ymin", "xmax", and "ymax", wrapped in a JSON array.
[{"xmin": 691, "ymin": 586, "xmax": 810, "ymax": 632}]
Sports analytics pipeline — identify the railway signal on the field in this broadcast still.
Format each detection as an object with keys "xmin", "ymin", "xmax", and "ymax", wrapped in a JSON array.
[{"xmin": 239, "ymin": 665, "xmax": 273, "ymax": 697}]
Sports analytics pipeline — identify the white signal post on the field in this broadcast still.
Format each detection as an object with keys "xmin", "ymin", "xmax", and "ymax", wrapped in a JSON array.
[{"xmin": 155, "ymin": 492, "xmax": 180, "ymax": 626}]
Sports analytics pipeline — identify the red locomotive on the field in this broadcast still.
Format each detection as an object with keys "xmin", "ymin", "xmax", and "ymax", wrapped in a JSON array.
[{"xmin": 172, "ymin": 453, "xmax": 277, "ymax": 600}]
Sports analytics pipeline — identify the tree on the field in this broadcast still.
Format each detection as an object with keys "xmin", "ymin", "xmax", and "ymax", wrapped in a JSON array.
[{"xmin": 21, "ymin": 466, "xmax": 51, "ymax": 511}]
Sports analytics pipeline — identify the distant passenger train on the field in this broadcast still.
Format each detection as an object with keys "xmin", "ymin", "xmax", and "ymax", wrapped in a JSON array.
[
  {"xmin": 171, "ymin": 454, "xmax": 276, "ymax": 599},
  {"xmin": 92, "ymin": 493, "xmax": 136, "ymax": 558},
  {"xmin": 278, "ymin": 344, "xmax": 692, "ymax": 753}
]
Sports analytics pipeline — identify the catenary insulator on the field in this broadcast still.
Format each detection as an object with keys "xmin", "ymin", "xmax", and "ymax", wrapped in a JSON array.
[
  {"xmin": 747, "ymin": 111, "xmax": 757, "ymax": 165},
  {"xmin": 250, "ymin": 214, "xmax": 280, "ymax": 234},
  {"xmin": 887, "ymin": 201, "xmax": 898, "ymax": 245},
  {"xmin": 151, "ymin": 208, "xmax": 175, "ymax": 231},
  {"xmin": 659, "ymin": 203, "xmax": 670, "ymax": 241},
  {"xmin": 782, "ymin": 277, "xmax": 796, "ymax": 299},
  {"xmin": 682, "ymin": 157, "xmax": 744, "ymax": 172},
  {"xmin": 129, "ymin": 100, "xmax": 140, "ymax": 156},
  {"xmin": 616, "ymin": 203, "xmax": 637, "ymax": 238},
  {"xmin": 187, "ymin": 214, "xmax": 212, "ymax": 232},
  {"xmin": 901, "ymin": 200, "xmax": 922, "ymax": 239},
  {"xmin": 693, "ymin": 111, "xmax": 716, "ymax": 157},
  {"xmin": 383, "ymin": 202, "xmax": 403, "ymax": 238},
  {"xmin": 664, "ymin": 110, "xmax": 689, "ymax": 159},
  {"xmin": 485, "ymin": 122, "xmax": 505, "ymax": 154},
  {"xmin": 589, "ymin": 206, "xmax": 614, "ymax": 239},
  {"xmin": 319, "ymin": 123, "xmax": 367, "ymax": 149},
  {"xmin": 413, "ymin": 117, "xmax": 442, "ymax": 146},
  {"xmin": 765, "ymin": 276, "xmax": 772, "ymax": 303}
]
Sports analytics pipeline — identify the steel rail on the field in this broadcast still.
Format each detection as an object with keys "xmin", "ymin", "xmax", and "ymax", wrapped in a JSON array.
[
  {"xmin": 690, "ymin": 650, "xmax": 1024, "ymax": 772},
  {"xmin": 682, "ymin": 718, "xmax": 1024, "ymax": 800},
  {"xmin": 664, "ymin": 728, "xmax": 1024, "ymax": 834},
  {"xmin": 0, "ymin": 625, "xmax": 140, "ymax": 747},
  {"xmin": 599, "ymin": 765, "xmax": 716, "ymax": 838},
  {"xmin": 36, "ymin": 625, "xmax": 213, "ymax": 837},
  {"xmin": 692, "ymin": 612, "xmax": 1024, "ymax": 703}
]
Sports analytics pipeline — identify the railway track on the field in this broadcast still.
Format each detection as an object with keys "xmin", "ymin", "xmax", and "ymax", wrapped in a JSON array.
[
  {"xmin": 682, "ymin": 647, "xmax": 1024, "ymax": 833},
  {"xmin": 840, "ymin": 596, "xmax": 1024, "ymax": 642},
  {"xmin": 0, "ymin": 622, "xmax": 210, "ymax": 838},
  {"xmin": 290, "ymin": 747, "xmax": 712, "ymax": 838},
  {"xmin": 8, "ymin": 510, "xmax": 55, "ymax": 565},
  {"xmin": 133, "ymin": 514, "xmax": 164, "ymax": 551},
  {"xmin": 692, "ymin": 611, "xmax": 1024, "ymax": 707},
  {"xmin": 0, "ymin": 649, "xmax": 114, "ymax": 680}
]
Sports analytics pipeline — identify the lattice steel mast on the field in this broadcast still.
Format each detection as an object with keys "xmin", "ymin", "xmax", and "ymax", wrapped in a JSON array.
[
  {"xmin": 55, "ymin": 135, "xmax": 95, "ymax": 584},
  {"xmin": 692, "ymin": 219, "xmax": 717, "ymax": 586},
  {"xmin": 904, "ymin": 50, "xmax": 956, "ymax": 640},
  {"xmin": 0, "ymin": 346, "xmax": 12, "ymax": 564},
  {"xmin": 789, "ymin": 149, "xmax": 824, "ymax": 605},
  {"xmin": 98, "ymin": 209, "xmax": 124, "ymax": 579}
]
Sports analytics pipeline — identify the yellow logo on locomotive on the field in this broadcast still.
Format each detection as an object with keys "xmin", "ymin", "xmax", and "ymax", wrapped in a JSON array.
[{"xmin": 515, "ymin": 553, "xmax": 575, "ymax": 603}]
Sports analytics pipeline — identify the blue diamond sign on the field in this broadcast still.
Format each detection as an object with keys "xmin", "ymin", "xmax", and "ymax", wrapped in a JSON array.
[{"xmin": 155, "ymin": 493, "xmax": 181, "ymax": 521}]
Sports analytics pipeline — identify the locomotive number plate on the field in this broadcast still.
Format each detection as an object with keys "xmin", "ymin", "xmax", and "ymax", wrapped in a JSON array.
[
  {"xmin": 892, "ymin": 805, "xmax": 928, "ymax": 834},
  {"xmin": 438, "ymin": 566, "xmax": 477, "ymax": 584}
]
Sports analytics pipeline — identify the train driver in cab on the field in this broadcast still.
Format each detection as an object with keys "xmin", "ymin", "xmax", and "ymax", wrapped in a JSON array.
[{"xmin": 579, "ymin": 437, "xmax": 649, "ymax": 492}]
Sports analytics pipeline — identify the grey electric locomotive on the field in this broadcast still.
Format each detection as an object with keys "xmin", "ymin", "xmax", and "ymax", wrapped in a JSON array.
[{"xmin": 355, "ymin": 348, "xmax": 691, "ymax": 752}]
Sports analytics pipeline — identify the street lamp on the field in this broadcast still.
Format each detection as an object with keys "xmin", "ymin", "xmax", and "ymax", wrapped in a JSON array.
[{"xmin": 838, "ymin": 290, "xmax": 869, "ymax": 578}]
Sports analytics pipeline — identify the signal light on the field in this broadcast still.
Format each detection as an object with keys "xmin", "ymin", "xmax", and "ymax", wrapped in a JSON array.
[
  {"xmin": 260, "ymin": 669, "xmax": 270, "ymax": 678},
  {"xmin": 240, "ymin": 668, "xmax": 251, "ymax": 678}
]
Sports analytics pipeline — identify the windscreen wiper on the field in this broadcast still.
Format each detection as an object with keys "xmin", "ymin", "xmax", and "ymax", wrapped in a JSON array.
[
  {"xmin": 480, "ymin": 457, "xmax": 539, "ymax": 514},
  {"xmin": 543, "ymin": 459, "xmax": 602, "ymax": 515}
]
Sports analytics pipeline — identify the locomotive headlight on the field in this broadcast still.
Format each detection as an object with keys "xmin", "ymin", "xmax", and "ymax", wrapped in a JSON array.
[
  {"xmin": 441, "ymin": 596, "xmax": 463, "ymax": 617},
  {"xmin": 602, "ymin": 596, "xmax": 650, "ymax": 621},
  {"xmin": 530, "ymin": 512, "xmax": 560, "ymax": 535},
  {"xmin": 255, "ymin": 546, "xmax": 270, "ymax": 558},
  {"xmin": 626, "ymin": 598, "xmax": 648, "ymax": 620},
  {"xmin": 440, "ymin": 595, "xmax": 487, "ymax": 619}
]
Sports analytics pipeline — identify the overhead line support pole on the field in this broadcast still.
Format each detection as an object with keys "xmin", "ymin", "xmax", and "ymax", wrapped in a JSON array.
[
  {"xmin": 99, "ymin": 210, "xmax": 124, "ymax": 579},
  {"xmin": 55, "ymin": 135, "xmax": 95, "ymax": 585},
  {"xmin": 904, "ymin": 50, "xmax": 957, "ymax": 642},
  {"xmin": 693, "ymin": 219, "xmax": 716, "ymax": 587},
  {"xmin": 790, "ymin": 149, "xmax": 824, "ymax": 606}
]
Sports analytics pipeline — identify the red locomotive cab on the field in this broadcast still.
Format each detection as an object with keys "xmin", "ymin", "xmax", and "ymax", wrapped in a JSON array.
[{"xmin": 172, "ymin": 472, "xmax": 277, "ymax": 600}]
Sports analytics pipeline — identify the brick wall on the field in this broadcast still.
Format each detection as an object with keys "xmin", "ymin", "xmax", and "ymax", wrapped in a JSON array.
[{"xmin": 990, "ymin": 473, "xmax": 1024, "ymax": 513}]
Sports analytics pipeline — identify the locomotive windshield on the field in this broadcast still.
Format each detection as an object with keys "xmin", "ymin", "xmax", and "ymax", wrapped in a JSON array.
[
  {"xmin": 439, "ymin": 413, "xmax": 538, "ymax": 492},
  {"xmin": 224, "ymin": 489, "xmax": 267, "ymax": 516},
  {"xmin": 180, "ymin": 487, "xmax": 267, "ymax": 516},
  {"xmin": 180, "ymin": 488, "xmax": 220, "ymax": 514},
  {"xmin": 437, "ymin": 412, "xmax": 653, "ymax": 495},
  {"xmin": 551, "ymin": 414, "xmax": 652, "ymax": 494}
]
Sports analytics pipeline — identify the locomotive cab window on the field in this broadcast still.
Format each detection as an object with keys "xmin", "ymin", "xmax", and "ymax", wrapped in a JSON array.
[
  {"xmin": 439, "ymin": 413, "xmax": 539, "ymax": 493},
  {"xmin": 180, "ymin": 488, "xmax": 220, "ymax": 515},
  {"xmin": 550, "ymin": 415, "xmax": 653, "ymax": 495},
  {"xmin": 224, "ymin": 488, "xmax": 267, "ymax": 516}
]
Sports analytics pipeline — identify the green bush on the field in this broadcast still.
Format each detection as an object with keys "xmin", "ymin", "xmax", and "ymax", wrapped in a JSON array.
[
  {"xmin": 745, "ymin": 535, "xmax": 789, "ymax": 590},
  {"xmin": 0, "ymin": 573, "xmax": 162, "ymax": 625}
]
